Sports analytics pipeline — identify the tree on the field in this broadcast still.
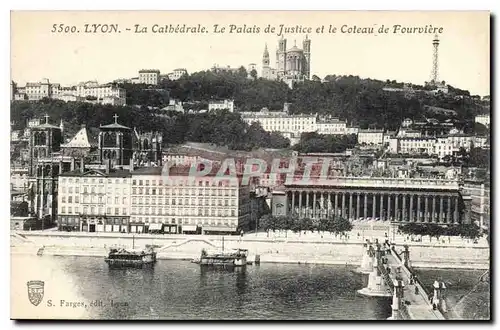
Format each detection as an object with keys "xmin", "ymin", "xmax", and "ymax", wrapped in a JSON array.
[
  {"xmin": 258, "ymin": 214, "xmax": 274, "ymax": 237},
  {"xmin": 11, "ymin": 201, "xmax": 28, "ymax": 217},
  {"xmin": 250, "ymin": 69, "xmax": 258, "ymax": 80}
]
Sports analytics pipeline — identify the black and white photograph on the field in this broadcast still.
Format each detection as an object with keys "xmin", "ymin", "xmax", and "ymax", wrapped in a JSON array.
[{"xmin": 9, "ymin": 10, "xmax": 491, "ymax": 320}]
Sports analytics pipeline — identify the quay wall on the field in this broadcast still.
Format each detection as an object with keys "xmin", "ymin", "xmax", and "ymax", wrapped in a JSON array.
[{"xmin": 12, "ymin": 232, "xmax": 489, "ymax": 269}]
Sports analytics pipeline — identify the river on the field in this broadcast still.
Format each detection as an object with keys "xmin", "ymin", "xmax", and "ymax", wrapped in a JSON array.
[{"xmin": 10, "ymin": 255, "xmax": 488, "ymax": 320}]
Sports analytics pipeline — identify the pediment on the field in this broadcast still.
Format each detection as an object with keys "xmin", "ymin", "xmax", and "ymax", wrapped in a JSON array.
[{"xmin": 81, "ymin": 169, "xmax": 106, "ymax": 177}]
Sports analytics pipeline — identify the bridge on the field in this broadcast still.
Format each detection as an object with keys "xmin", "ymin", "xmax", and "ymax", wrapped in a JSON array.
[{"xmin": 356, "ymin": 241, "xmax": 447, "ymax": 320}]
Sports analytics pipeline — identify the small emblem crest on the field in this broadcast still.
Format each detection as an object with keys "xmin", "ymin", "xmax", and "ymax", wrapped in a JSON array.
[{"xmin": 27, "ymin": 280, "xmax": 44, "ymax": 306}]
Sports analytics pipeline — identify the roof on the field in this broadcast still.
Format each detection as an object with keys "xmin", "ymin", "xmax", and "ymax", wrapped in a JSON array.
[
  {"xmin": 60, "ymin": 168, "xmax": 132, "ymax": 178},
  {"xmin": 288, "ymin": 45, "xmax": 303, "ymax": 52},
  {"xmin": 61, "ymin": 126, "xmax": 95, "ymax": 148},
  {"xmin": 132, "ymin": 165, "xmax": 244, "ymax": 177},
  {"xmin": 32, "ymin": 123, "xmax": 61, "ymax": 130}
]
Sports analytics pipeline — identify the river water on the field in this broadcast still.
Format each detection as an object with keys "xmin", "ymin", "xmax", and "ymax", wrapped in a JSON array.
[{"xmin": 11, "ymin": 255, "xmax": 488, "ymax": 320}]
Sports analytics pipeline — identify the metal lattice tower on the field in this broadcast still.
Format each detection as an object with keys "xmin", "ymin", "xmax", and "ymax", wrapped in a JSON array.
[{"xmin": 430, "ymin": 34, "xmax": 440, "ymax": 84}]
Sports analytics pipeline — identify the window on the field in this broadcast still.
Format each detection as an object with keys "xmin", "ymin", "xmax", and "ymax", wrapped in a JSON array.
[
  {"xmin": 62, "ymin": 197, "xmax": 66, "ymax": 203},
  {"xmin": 133, "ymin": 180, "xmax": 136, "ymax": 185},
  {"xmin": 122, "ymin": 208, "xmax": 127, "ymax": 215},
  {"xmin": 115, "ymin": 197, "xmax": 119, "ymax": 204},
  {"xmin": 61, "ymin": 206, "xmax": 66, "ymax": 213},
  {"xmin": 75, "ymin": 187, "xmax": 79, "ymax": 193},
  {"xmin": 123, "ymin": 197, "xmax": 127, "ymax": 204},
  {"xmin": 115, "ymin": 208, "xmax": 119, "ymax": 215},
  {"xmin": 75, "ymin": 207, "xmax": 79, "ymax": 214}
]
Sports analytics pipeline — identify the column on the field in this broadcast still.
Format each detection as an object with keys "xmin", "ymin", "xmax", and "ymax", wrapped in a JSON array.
[
  {"xmin": 291, "ymin": 191, "xmax": 295, "ymax": 215},
  {"xmin": 394, "ymin": 194, "xmax": 399, "ymax": 221},
  {"xmin": 417, "ymin": 195, "xmax": 421, "ymax": 222},
  {"xmin": 379, "ymin": 194, "xmax": 384, "ymax": 221},
  {"xmin": 402, "ymin": 195, "xmax": 406, "ymax": 221},
  {"xmin": 342, "ymin": 193, "xmax": 346, "ymax": 218},
  {"xmin": 424, "ymin": 196, "xmax": 429, "ymax": 222},
  {"xmin": 432, "ymin": 195, "xmax": 436, "ymax": 223},
  {"xmin": 328, "ymin": 193, "xmax": 332, "ymax": 216},
  {"xmin": 313, "ymin": 192, "xmax": 317, "ymax": 218},
  {"xmin": 447, "ymin": 196, "xmax": 452, "ymax": 223},
  {"xmin": 349, "ymin": 193, "xmax": 353, "ymax": 220},
  {"xmin": 409, "ymin": 195, "xmax": 414, "ymax": 222},
  {"xmin": 372, "ymin": 193, "xmax": 377, "ymax": 219},
  {"xmin": 334, "ymin": 193, "xmax": 338, "ymax": 217},
  {"xmin": 298, "ymin": 192, "xmax": 303, "ymax": 217},
  {"xmin": 363, "ymin": 193, "xmax": 368, "ymax": 218},
  {"xmin": 454, "ymin": 196, "xmax": 459, "ymax": 223},
  {"xmin": 439, "ymin": 196, "xmax": 444, "ymax": 223},
  {"xmin": 356, "ymin": 194, "xmax": 361, "ymax": 220},
  {"xmin": 387, "ymin": 194, "xmax": 392, "ymax": 221},
  {"xmin": 306, "ymin": 192, "xmax": 310, "ymax": 217}
]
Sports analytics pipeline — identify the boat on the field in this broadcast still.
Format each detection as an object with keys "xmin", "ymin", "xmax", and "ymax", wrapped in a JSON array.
[
  {"xmin": 193, "ymin": 237, "xmax": 248, "ymax": 268},
  {"xmin": 105, "ymin": 247, "xmax": 157, "ymax": 268}
]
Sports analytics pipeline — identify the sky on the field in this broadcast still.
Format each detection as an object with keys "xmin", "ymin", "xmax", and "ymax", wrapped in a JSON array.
[{"xmin": 10, "ymin": 11, "xmax": 490, "ymax": 96}]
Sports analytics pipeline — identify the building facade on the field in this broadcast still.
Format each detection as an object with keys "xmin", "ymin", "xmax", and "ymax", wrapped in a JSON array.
[
  {"xmin": 262, "ymin": 36, "xmax": 311, "ymax": 87},
  {"xmin": 316, "ymin": 118, "xmax": 347, "ymax": 135},
  {"xmin": 138, "ymin": 69, "xmax": 161, "ymax": 85},
  {"xmin": 57, "ymin": 165, "xmax": 252, "ymax": 234},
  {"xmin": 358, "ymin": 129, "xmax": 385, "ymax": 146},
  {"xmin": 475, "ymin": 114, "xmax": 490, "ymax": 128},
  {"xmin": 279, "ymin": 177, "xmax": 470, "ymax": 224},
  {"xmin": 57, "ymin": 166, "xmax": 132, "ymax": 232},
  {"xmin": 208, "ymin": 99, "xmax": 235, "ymax": 112},
  {"xmin": 167, "ymin": 68, "xmax": 188, "ymax": 81}
]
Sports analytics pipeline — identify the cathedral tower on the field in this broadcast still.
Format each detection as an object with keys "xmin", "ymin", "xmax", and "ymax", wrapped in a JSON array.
[
  {"xmin": 261, "ymin": 43, "xmax": 270, "ymax": 79},
  {"xmin": 303, "ymin": 35, "xmax": 311, "ymax": 79},
  {"xmin": 276, "ymin": 37, "xmax": 287, "ymax": 78}
]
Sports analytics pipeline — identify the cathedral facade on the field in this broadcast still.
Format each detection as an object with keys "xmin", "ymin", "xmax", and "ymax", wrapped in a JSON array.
[{"xmin": 262, "ymin": 36, "xmax": 311, "ymax": 87}]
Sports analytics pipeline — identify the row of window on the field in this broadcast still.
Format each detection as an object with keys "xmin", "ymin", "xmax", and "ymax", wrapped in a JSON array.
[
  {"xmin": 132, "ymin": 179, "xmax": 236, "ymax": 187},
  {"xmin": 60, "ymin": 186, "xmax": 128, "ymax": 195},
  {"xmin": 131, "ymin": 187, "xmax": 237, "ymax": 196},
  {"xmin": 130, "ymin": 217, "xmax": 237, "ymax": 226},
  {"xmin": 132, "ymin": 197, "xmax": 237, "ymax": 206},
  {"xmin": 59, "ymin": 217, "xmax": 128, "ymax": 225},
  {"xmin": 61, "ymin": 177, "xmax": 129, "ymax": 184},
  {"xmin": 131, "ymin": 207, "xmax": 237, "ymax": 217},
  {"xmin": 61, "ymin": 196, "xmax": 128, "ymax": 205},
  {"xmin": 60, "ymin": 206, "xmax": 127, "ymax": 215}
]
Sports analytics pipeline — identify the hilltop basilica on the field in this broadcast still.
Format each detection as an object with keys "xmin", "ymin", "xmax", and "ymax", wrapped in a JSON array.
[{"xmin": 261, "ymin": 36, "xmax": 311, "ymax": 88}]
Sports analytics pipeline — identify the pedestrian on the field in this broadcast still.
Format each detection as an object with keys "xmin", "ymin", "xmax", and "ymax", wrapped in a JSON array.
[{"xmin": 415, "ymin": 286, "xmax": 419, "ymax": 295}]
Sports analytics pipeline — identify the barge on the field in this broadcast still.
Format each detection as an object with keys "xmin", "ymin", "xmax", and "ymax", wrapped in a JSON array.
[{"xmin": 105, "ymin": 247, "xmax": 157, "ymax": 268}]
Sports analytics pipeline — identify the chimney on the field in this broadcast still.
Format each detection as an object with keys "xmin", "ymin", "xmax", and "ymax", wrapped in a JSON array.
[
  {"xmin": 80, "ymin": 158, "xmax": 85, "ymax": 174},
  {"xmin": 129, "ymin": 158, "xmax": 134, "ymax": 172}
]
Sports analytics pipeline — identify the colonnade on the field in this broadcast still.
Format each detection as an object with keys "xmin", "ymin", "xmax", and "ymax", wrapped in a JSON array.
[{"xmin": 287, "ymin": 190, "xmax": 463, "ymax": 224}]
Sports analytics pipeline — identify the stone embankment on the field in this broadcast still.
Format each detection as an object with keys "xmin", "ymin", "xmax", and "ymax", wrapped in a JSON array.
[{"xmin": 11, "ymin": 229, "xmax": 489, "ymax": 269}]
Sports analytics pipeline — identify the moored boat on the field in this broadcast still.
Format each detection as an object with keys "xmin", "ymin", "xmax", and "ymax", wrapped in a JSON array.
[
  {"xmin": 193, "ymin": 237, "xmax": 248, "ymax": 268},
  {"xmin": 105, "ymin": 247, "xmax": 157, "ymax": 268}
]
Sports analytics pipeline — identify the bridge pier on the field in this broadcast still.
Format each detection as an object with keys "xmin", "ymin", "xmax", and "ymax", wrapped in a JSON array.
[
  {"xmin": 432, "ymin": 281, "xmax": 447, "ymax": 312},
  {"xmin": 388, "ymin": 279, "xmax": 405, "ymax": 320},
  {"xmin": 358, "ymin": 245, "xmax": 392, "ymax": 297},
  {"xmin": 356, "ymin": 242, "xmax": 373, "ymax": 274}
]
